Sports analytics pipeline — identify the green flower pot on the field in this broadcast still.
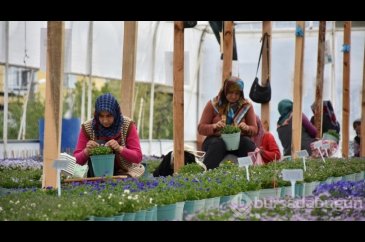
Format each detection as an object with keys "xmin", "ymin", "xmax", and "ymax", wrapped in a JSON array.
[
  {"xmin": 123, "ymin": 212, "xmax": 136, "ymax": 221},
  {"xmin": 145, "ymin": 205, "xmax": 157, "ymax": 221},
  {"xmin": 219, "ymin": 193, "xmax": 241, "ymax": 206},
  {"xmin": 221, "ymin": 132, "xmax": 240, "ymax": 151},
  {"xmin": 157, "ymin": 202, "xmax": 185, "ymax": 221},
  {"xmin": 355, "ymin": 172, "xmax": 363, "ymax": 181},
  {"xmin": 342, "ymin": 174, "xmax": 356, "ymax": 181},
  {"xmin": 90, "ymin": 154, "xmax": 115, "ymax": 177},
  {"xmin": 204, "ymin": 197, "xmax": 218, "ymax": 211},
  {"xmin": 135, "ymin": 210, "xmax": 146, "ymax": 221},
  {"xmin": 93, "ymin": 216, "xmax": 115, "ymax": 221},
  {"xmin": 242, "ymin": 190, "xmax": 260, "ymax": 204},
  {"xmin": 114, "ymin": 213, "xmax": 125, "ymax": 221},
  {"xmin": 259, "ymin": 188, "xmax": 280, "ymax": 199},
  {"xmin": 303, "ymin": 182, "xmax": 319, "ymax": 197},
  {"xmin": 183, "ymin": 199, "xmax": 206, "ymax": 215},
  {"xmin": 332, "ymin": 176, "xmax": 343, "ymax": 183}
]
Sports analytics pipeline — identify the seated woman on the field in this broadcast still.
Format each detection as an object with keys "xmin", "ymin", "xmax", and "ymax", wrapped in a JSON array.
[
  {"xmin": 251, "ymin": 115, "xmax": 281, "ymax": 163},
  {"xmin": 277, "ymin": 99, "xmax": 317, "ymax": 156},
  {"xmin": 198, "ymin": 76, "xmax": 257, "ymax": 169},
  {"xmin": 73, "ymin": 93, "xmax": 144, "ymax": 178},
  {"xmin": 310, "ymin": 100, "xmax": 340, "ymax": 137},
  {"xmin": 353, "ymin": 119, "xmax": 361, "ymax": 157}
]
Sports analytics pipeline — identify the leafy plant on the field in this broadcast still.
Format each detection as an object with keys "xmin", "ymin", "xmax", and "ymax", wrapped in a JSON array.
[
  {"xmin": 179, "ymin": 163, "xmax": 205, "ymax": 175},
  {"xmin": 89, "ymin": 146, "xmax": 113, "ymax": 156},
  {"xmin": 326, "ymin": 129, "xmax": 340, "ymax": 140},
  {"xmin": 221, "ymin": 125, "xmax": 240, "ymax": 134}
]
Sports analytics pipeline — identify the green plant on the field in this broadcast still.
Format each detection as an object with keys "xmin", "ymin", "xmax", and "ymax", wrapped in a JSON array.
[
  {"xmin": 326, "ymin": 129, "xmax": 340, "ymax": 140},
  {"xmin": 221, "ymin": 125, "xmax": 240, "ymax": 134},
  {"xmin": 179, "ymin": 163, "xmax": 205, "ymax": 175},
  {"xmin": 89, "ymin": 146, "xmax": 113, "ymax": 156}
]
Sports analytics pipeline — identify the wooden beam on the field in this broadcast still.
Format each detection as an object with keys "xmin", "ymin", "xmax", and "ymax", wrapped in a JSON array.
[
  {"xmin": 121, "ymin": 21, "xmax": 138, "ymax": 118},
  {"xmin": 173, "ymin": 21, "xmax": 184, "ymax": 174},
  {"xmin": 313, "ymin": 21, "xmax": 326, "ymax": 138},
  {"xmin": 42, "ymin": 21, "xmax": 65, "ymax": 188},
  {"xmin": 63, "ymin": 175, "xmax": 127, "ymax": 183},
  {"xmin": 342, "ymin": 21, "xmax": 351, "ymax": 158},
  {"xmin": 360, "ymin": 36, "xmax": 365, "ymax": 157},
  {"xmin": 292, "ymin": 21, "xmax": 305, "ymax": 158},
  {"xmin": 261, "ymin": 21, "xmax": 272, "ymax": 131},
  {"xmin": 222, "ymin": 21, "xmax": 234, "ymax": 83}
]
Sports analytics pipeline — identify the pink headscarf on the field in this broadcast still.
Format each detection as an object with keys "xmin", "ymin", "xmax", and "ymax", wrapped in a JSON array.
[{"xmin": 251, "ymin": 115, "xmax": 265, "ymax": 147}]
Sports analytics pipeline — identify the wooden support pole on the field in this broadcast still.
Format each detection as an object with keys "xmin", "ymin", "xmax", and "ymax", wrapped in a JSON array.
[
  {"xmin": 342, "ymin": 21, "xmax": 351, "ymax": 158},
  {"xmin": 292, "ymin": 21, "xmax": 305, "ymax": 158},
  {"xmin": 313, "ymin": 21, "xmax": 326, "ymax": 138},
  {"xmin": 3, "ymin": 21, "xmax": 9, "ymax": 159},
  {"xmin": 121, "ymin": 21, "xmax": 138, "ymax": 118},
  {"xmin": 222, "ymin": 21, "xmax": 234, "ymax": 84},
  {"xmin": 173, "ymin": 21, "xmax": 184, "ymax": 174},
  {"xmin": 360, "ymin": 37, "xmax": 365, "ymax": 157},
  {"xmin": 261, "ymin": 21, "xmax": 272, "ymax": 131},
  {"xmin": 42, "ymin": 21, "xmax": 65, "ymax": 188}
]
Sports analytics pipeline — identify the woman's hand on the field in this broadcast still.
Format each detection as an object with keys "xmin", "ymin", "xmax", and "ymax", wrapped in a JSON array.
[
  {"xmin": 214, "ymin": 120, "xmax": 226, "ymax": 131},
  {"xmin": 84, "ymin": 140, "xmax": 99, "ymax": 156},
  {"xmin": 238, "ymin": 122, "xmax": 249, "ymax": 132},
  {"xmin": 105, "ymin": 139, "xmax": 123, "ymax": 153}
]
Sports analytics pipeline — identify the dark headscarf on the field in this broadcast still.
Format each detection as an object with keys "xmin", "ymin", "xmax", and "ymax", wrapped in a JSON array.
[
  {"xmin": 277, "ymin": 99, "xmax": 293, "ymax": 126},
  {"xmin": 92, "ymin": 93, "xmax": 123, "ymax": 140},
  {"xmin": 211, "ymin": 76, "xmax": 250, "ymax": 125}
]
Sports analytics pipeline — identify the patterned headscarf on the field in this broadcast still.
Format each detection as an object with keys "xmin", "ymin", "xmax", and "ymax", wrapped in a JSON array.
[
  {"xmin": 92, "ymin": 93, "xmax": 123, "ymax": 140},
  {"xmin": 322, "ymin": 100, "xmax": 338, "ymax": 128},
  {"xmin": 277, "ymin": 99, "xmax": 293, "ymax": 126},
  {"xmin": 311, "ymin": 100, "xmax": 339, "ymax": 128},
  {"xmin": 211, "ymin": 76, "xmax": 250, "ymax": 125}
]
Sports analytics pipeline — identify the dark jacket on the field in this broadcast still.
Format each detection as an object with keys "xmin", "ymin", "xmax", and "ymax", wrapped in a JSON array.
[
  {"xmin": 310, "ymin": 115, "xmax": 340, "ymax": 134},
  {"xmin": 277, "ymin": 119, "xmax": 316, "ymax": 156},
  {"xmin": 153, "ymin": 151, "xmax": 196, "ymax": 177}
]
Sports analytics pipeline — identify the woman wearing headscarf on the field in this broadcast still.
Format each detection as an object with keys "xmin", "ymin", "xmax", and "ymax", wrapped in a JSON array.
[
  {"xmin": 277, "ymin": 99, "xmax": 317, "ymax": 156},
  {"xmin": 74, "ymin": 93, "xmax": 144, "ymax": 177},
  {"xmin": 310, "ymin": 100, "xmax": 340, "ymax": 135},
  {"xmin": 198, "ymin": 76, "xmax": 257, "ymax": 169},
  {"xmin": 353, "ymin": 119, "xmax": 361, "ymax": 157},
  {"xmin": 251, "ymin": 115, "xmax": 281, "ymax": 163}
]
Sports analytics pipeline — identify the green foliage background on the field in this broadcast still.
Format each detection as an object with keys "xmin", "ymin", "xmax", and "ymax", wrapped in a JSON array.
[{"xmin": 1, "ymin": 75, "xmax": 173, "ymax": 140}]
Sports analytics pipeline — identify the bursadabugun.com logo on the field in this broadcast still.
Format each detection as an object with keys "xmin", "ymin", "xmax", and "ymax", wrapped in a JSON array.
[{"xmin": 251, "ymin": 197, "xmax": 363, "ymax": 209}]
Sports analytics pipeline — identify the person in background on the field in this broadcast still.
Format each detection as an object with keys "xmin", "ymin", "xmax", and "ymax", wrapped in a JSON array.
[
  {"xmin": 251, "ymin": 115, "xmax": 281, "ymax": 163},
  {"xmin": 73, "ymin": 93, "xmax": 144, "ymax": 177},
  {"xmin": 353, "ymin": 119, "xmax": 361, "ymax": 157},
  {"xmin": 277, "ymin": 99, "xmax": 317, "ymax": 156},
  {"xmin": 310, "ymin": 100, "xmax": 340, "ymax": 136},
  {"xmin": 198, "ymin": 76, "xmax": 257, "ymax": 169}
]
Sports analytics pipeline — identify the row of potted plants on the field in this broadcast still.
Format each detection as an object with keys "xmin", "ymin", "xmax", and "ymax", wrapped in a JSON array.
[
  {"xmin": 185, "ymin": 180, "xmax": 365, "ymax": 221},
  {"xmin": 1, "ymin": 157, "xmax": 365, "ymax": 220}
]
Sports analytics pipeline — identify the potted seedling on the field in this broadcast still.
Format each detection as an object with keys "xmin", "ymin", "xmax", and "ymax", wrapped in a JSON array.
[
  {"xmin": 322, "ymin": 129, "xmax": 340, "ymax": 143},
  {"xmin": 89, "ymin": 146, "xmax": 115, "ymax": 177},
  {"xmin": 221, "ymin": 124, "xmax": 241, "ymax": 151}
]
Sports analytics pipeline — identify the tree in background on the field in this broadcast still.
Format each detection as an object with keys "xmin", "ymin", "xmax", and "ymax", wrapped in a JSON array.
[{"xmin": 0, "ymin": 93, "xmax": 44, "ymax": 139}]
